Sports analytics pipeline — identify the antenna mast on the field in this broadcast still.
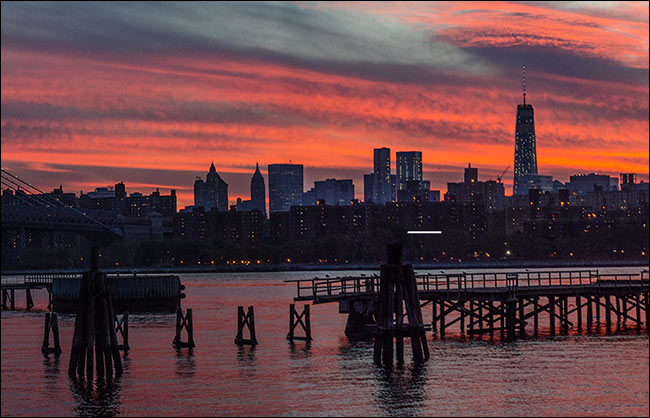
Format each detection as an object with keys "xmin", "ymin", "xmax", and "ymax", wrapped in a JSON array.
[{"xmin": 522, "ymin": 64, "xmax": 526, "ymax": 105}]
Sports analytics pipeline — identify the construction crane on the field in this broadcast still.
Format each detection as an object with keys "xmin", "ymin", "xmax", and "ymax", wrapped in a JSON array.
[{"xmin": 497, "ymin": 166, "xmax": 510, "ymax": 183}]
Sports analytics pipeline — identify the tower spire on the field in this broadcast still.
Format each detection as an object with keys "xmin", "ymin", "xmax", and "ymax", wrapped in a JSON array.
[{"xmin": 522, "ymin": 64, "xmax": 527, "ymax": 105}]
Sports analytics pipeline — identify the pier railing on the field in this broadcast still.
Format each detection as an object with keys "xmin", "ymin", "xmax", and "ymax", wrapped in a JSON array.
[{"xmin": 287, "ymin": 269, "xmax": 649, "ymax": 300}]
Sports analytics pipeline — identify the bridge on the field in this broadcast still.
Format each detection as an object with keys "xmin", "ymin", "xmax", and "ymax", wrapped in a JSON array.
[
  {"xmin": 1, "ymin": 168, "xmax": 123, "ymax": 246},
  {"xmin": 287, "ymin": 269, "xmax": 650, "ymax": 340}
]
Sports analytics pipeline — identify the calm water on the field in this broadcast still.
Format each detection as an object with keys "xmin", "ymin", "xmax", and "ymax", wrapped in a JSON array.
[{"xmin": 2, "ymin": 268, "xmax": 649, "ymax": 417}]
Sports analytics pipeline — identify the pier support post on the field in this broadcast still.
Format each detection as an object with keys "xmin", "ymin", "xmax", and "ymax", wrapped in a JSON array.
[
  {"xmin": 533, "ymin": 297, "xmax": 539, "ymax": 337},
  {"xmin": 460, "ymin": 300, "xmax": 465, "ymax": 336},
  {"xmin": 115, "ymin": 313, "xmax": 130, "ymax": 351},
  {"xmin": 500, "ymin": 301, "xmax": 505, "ymax": 341},
  {"xmin": 635, "ymin": 294, "xmax": 641, "ymax": 331},
  {"xmin": 10, "ymin": 289, "xmax": 15, "ymax": 310},
  {"xmin": 549, "ymin": 296, "xmax": 555, "ymax": 336},
  {"xmin": 518, "ymin": 298, "xmax": 525, "ymax": 338},
  {"xmin": 505, "ymin": 300, "xmax": 517, "ymax": 341},
  {"xmin": 174, "ymin": 308, "xmax": 195, "ymax": 348},
  {"xmin": 342, "ymin": 300, "xmax": 375, "ymax": 340},
  {"xmin": 605, "ymin": 296, "xmax": 612, "ymax": 331},
  {"xmin": 287, "ymin": 304, "xmax": 312, "ymax": 342},
  {"xmin": 468, "ymin": 300, "xmax": 474, "ymax": 338},
  {"xmin": 439, "ymin": 300, "xmax": 446, "ymax": 340},
  {"xmin": 489, "ymin": 300, "xmax": 494, "ymax": 340},
  {"xmin": 26, "ymin": 289, "xmax": 34, "ymax": 311},
  {"xmin": 562, "ymin": 297, "xmax": 569, "ymax": 334},
  {"xmin": 587, "ymin": 295, "xmax": 593, "ymax": 331},
  {"xmin": 235, "ymin": 306, "xmax": 258, "ymax": 346},
  {"xmin": 41, "ymin": 312, "xmax": 62, "ymax": 356},
  {"xmin": 431, "ymin": 299, "xmax": 437, "ymax": 337},
  {"xmin": 576, "ymin": 296, "xmax": 582, "ymax": 332}
]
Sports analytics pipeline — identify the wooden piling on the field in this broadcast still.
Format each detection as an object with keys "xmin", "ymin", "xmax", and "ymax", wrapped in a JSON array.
[
  {"xmin": 605, "ymin": 296, "xmax": 612, "ymax": 330},
  {"xmin": 287, "ymin": 304, "xmax": 312, "ymax": 342},
  {"xmin": 518, "ymin": 298, "xmax": 525, "ymax": 338},
  {"xmin": 41, "ymin": 312, "xmax": 62, "ymax": 356},
  {"xmin": 173, "ymin": 308, "xmax": 196, "ymax": 348},
  {"xmin": 500, "ymin": 301, "xmax": 505, "ymax": 341},
  {"xmin": 587, "ymin": 295, "xmax": 593, "ymax": 330},
  {"xmin": 235, "ymin": 306, "xmax": 258, "ymax": 346},
  {"xmin": 489, "ymin": 300, "xmax": 494, "ymax": 340},
  {"xmin": 373, "ymin": 244, "xmax": 428, "ymax": 367},
  {"xmin": 549, "ymin": 296, "xmax": 555, "ymax": 336},
  {"xmin": 431, "ymin": 299, "xmax": 437, "ymax": 336},
  {"xmin": 439, "ymin": 300, "xmax": 446, "ymax": 340},
  {"xmin": 115, "ymin": 313, "xmax": 130, "ymax": 351},
  {"xmin": 635, "ymin": 294, "xmax": 641, "ymax": 331},
  {"xmin": 67, "ymin": 246, "xmax": 123, "ymax": 382},
  {"xmin": 468, "ymin": 300, "xmax": 474, "ymax": 338},
  {"xmin": 576, "ymin": 296, "xmax": 582, "ymax": 332},
  {"xmin": 533, "ymin": 297, "xmax": 539, "ymax": 337},
  {"xmin": 561, "ymin": 296, "xmax": 569, "ymax": 335},
  {"xmin": 460, "ymin": 300, "xmax": 465, "ymax": 335},
  {"xmin": 26, "ymin": 289, "xmax": 34, "ymax": 310}
]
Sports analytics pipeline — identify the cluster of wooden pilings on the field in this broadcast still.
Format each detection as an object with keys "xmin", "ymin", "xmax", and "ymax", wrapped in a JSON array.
[
  {"xmin": 67, "ymin": 247, "xmax": 123, "ymax": 382},
  {"xmin": 373, "ymin": 244, "xmax": 429, "ymax": 367},
  {"xmin": 429, "ymin": 289, "xmax": 649, "ymax": 341}
]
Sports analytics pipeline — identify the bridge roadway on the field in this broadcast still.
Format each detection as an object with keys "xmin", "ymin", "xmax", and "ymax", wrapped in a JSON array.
[{"xmin": 287, "ymin": 269, "xmax": 650, "ymax": 340}]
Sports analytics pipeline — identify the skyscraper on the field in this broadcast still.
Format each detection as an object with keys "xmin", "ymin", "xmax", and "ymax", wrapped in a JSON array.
[
  {"xmin": 194, "ymin": 162, "xmax": 229, "ymax": 211},
  {"xmin": 513, "ymin": 64, "xmax": 538, "ymax": 195},
  {"xmin": 251, "ymin": 163, "xmax": 266, "ymax": 215},
  {"xmin": 396, "ymin": 151, "xmax": 423, "ymax": 190},
  {"xmin": 268, "ymin": 163, "xmax": 303, "ymax": 212},
  {"xmin": 374, "ymin": 148, "xmax": 392, "ymax": 204}
]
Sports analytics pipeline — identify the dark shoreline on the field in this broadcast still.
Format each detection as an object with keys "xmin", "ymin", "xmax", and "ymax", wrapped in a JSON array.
[{"xmin": 2, "ymin": 258, "xmax": 648, "ymax": 276}]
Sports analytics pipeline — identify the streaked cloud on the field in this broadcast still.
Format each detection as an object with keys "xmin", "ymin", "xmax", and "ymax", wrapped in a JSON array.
[{"xmin": 1, "ymin": 1, "xmax": 648, "ymax": 206}]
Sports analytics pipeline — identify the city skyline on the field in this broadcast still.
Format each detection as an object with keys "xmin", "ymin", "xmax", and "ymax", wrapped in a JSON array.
[{"xmin": 1, "ymin": 2, "xmax": 648, "ymax": 208}]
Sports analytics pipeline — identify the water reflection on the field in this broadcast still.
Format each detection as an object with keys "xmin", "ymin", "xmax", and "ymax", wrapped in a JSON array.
[
  {"xmin": 373, "ymin": 363, "xmax": 428, "ymax": 417},
  {"xmin": 70, "ymin": 380, "xmax": 121, "ymax": 417},
  {"xmin": 237, "ymin": 345, "xmax": 256, "ymax": 377},
  {"xmin": 43, "ymin": 355, "xmax": 60, "ymax": 379},
  {"xmin": 288, "ymin": 340, "xmax": 312, "ymax": 361},
  {"xmin": 175, "ymin": 348, "xmax": 196, "ymax": 379}
]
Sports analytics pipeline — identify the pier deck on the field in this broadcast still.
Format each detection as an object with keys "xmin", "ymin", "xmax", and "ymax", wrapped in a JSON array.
[
  {"xmin": 1, "ymin": 272, "xmax": 183, "ymax": 313},
  {"xmin": 287, "ymin": 269, "xmax": 650, "ymax": 340}
]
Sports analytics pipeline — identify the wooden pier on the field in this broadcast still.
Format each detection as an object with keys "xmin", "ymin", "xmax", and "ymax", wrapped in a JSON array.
[
  {"xmin": 1, "ymin": 273, "xmax": 184, "ymax": 313},
  {"xmin": 287, "ymin": 269, "xmax": 649, "ymax": 341}
]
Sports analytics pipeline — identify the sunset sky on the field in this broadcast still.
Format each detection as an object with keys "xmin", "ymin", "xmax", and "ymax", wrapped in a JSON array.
[{"xmin": 1, "ymin": 1, "xmax": 648, "ymax": 208}]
